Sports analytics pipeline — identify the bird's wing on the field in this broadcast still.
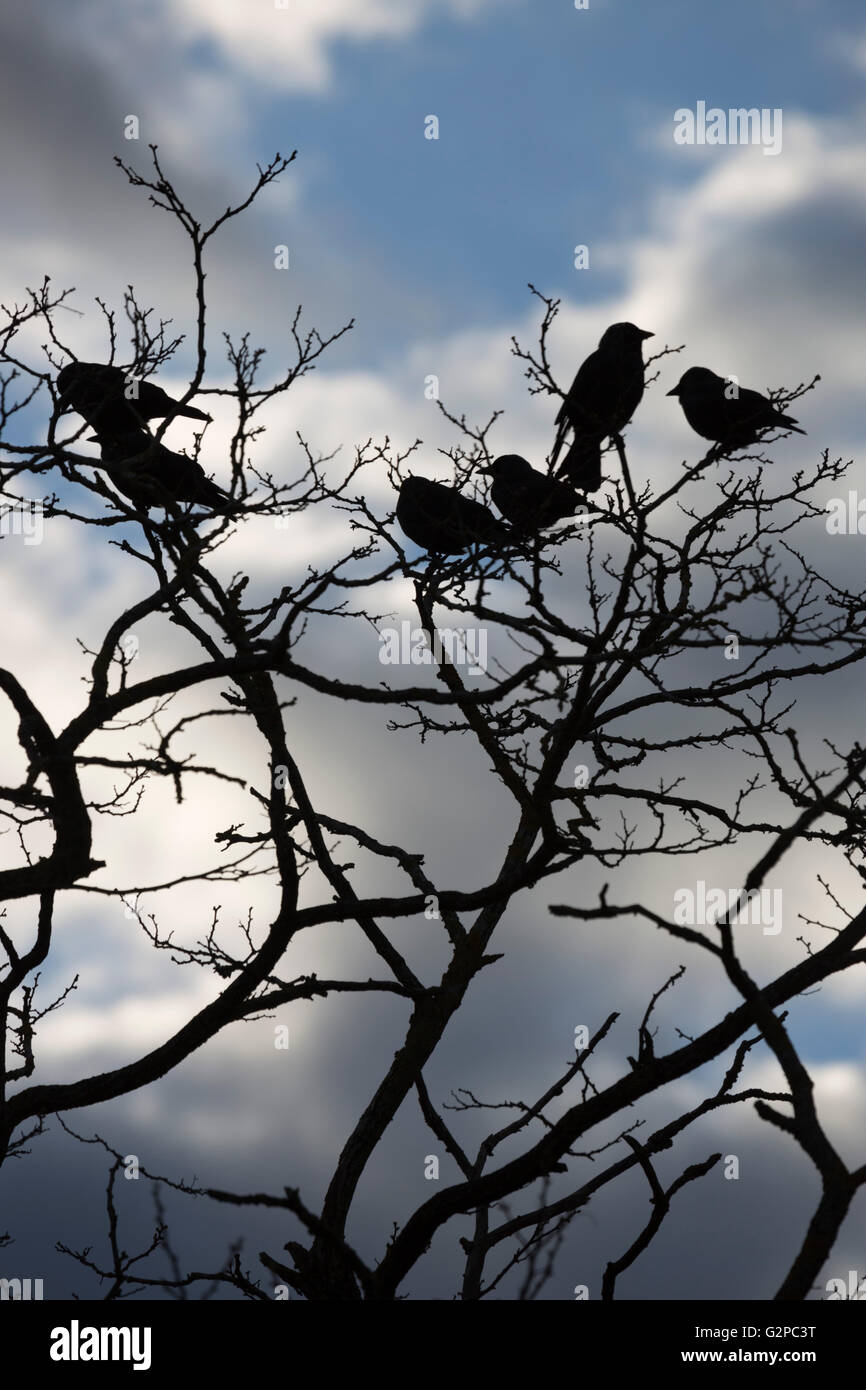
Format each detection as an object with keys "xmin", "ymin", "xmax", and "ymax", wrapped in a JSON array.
[
  {"xmin": 736, "ymin": 386, "xmax": 773, "ymax": 415},
  {"xmin": 567, "ymin": 347, "xmax": 633, "ymax": 432}
]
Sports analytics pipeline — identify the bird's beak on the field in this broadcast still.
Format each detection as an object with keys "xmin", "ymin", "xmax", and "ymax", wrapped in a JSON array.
[
  {"xmin": 640, "ymin": 330, "xmax": 654, "ymax": 340},
  {"xmin": 479, "ymin": 466, "xmax": 494, "ymax": 475},
  {"xmin": 665, "ymin": 387, "xmax": 679, "ymax": 396}
]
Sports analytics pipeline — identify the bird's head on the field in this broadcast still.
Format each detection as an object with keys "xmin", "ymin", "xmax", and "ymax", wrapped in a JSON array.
[
  {"xmin": 401, "ymin": 475, "xmax": 434, "ymax": 492},
  {"xmin": 56, "ymin": 362, "xmax": 84, "ymax": 409},
  {"xmin": 666, "ymin": 367, "xmax": 719, "ymax": 397},
  {"xmin": 484, "ymin": 455, "xmax": 533, "ymax": 481},
  {"xmin": 600, "ymin": 322, "xmax": 654, "ymax": 351}
]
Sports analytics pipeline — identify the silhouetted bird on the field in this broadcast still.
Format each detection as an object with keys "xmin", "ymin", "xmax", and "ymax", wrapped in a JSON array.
[
  {"xmin": 485, "ymin": 455, "xmax": 579, "ymax": 531},
  {"xmin": 58, "ymin": 362, "xmax": 211, "ymax": 434},
  {"xmin": 555, "ymin": 436, "xmax": 603, "ymax": 493},
  {"xmin": 666, "ymin": 367, "xmax": 806, "ymax": 450},
  {"xmin": 396, "ymin": 476, "xmax": 510, "ymax": 554},
  {"xmin": 551, "ymin": 322, "xmax": 653, "ymax": 490},
  {"xmin": 89, "ymin": 431, "xmax": 229, "ymax": 512}
]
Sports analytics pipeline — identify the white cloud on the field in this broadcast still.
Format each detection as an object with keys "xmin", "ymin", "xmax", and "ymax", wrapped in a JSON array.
[{"xmin": 163, "ymin": 0, "xmax": 501, "ymax": 93}]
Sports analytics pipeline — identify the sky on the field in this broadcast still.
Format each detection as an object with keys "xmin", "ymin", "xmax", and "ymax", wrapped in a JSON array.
[{"xmin": 1, "ymin": 0, "xmax": 866, "ymax": 1302}]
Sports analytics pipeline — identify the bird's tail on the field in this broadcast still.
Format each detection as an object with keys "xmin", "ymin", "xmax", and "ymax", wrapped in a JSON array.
[
  {"xmin": 550, "ymin": 411, "xmax": 570, "ymax": 471},
  {"xmin": 557, "ymin": 435, "xmax": 603, "ymax": 492},
  {"xmin": 198, "ymin": 479, "xmax": 232, "ymax": 511},
  {"xmin": 778, "ymin": 415, "xmax": 806, "ymax": 436}
]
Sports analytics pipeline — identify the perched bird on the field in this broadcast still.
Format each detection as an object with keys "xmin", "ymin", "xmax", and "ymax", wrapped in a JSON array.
[
  {"xmin": 666, "ymin": 367, "xmax": 805, "ymax": 450},
  {"xmin": 485, "ymin": 455, "xmax": 579, "ymax": 532},
  {"xmin": 396, "ymin": 476, "xmax": 510, "ymax": 554},
  {"xmin": 89, "ymin": 431, "xmax": 229, "ymax": 512},
  {"xmin": 551, "ymin": 322, "xmax": 654, "ymax": 489},
  {"xmin": 58, "ymin": 361, "xmax": 211, "ymax": 434}
]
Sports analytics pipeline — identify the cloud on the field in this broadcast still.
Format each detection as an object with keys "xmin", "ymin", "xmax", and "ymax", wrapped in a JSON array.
[
  {"xmin": 825, "ymin": 25, "xmax": 866, "ymax": 79},
  {"xmin": 164, "ymin": 0, "xmax": 501, "ymax": 93}
]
